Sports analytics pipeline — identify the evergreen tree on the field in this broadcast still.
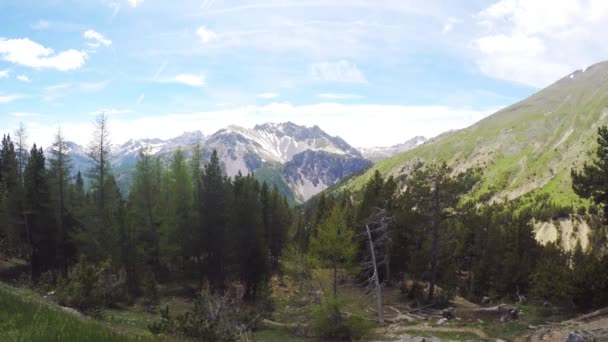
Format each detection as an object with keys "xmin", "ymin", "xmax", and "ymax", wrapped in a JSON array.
[
  {"xmin": 572, "ymin": 125, "xmax": 608, "ymax": 220},
  {"xmin": 23, "ymin": 144, "xmax": 54, "ymax": 278},
  {"xmin": 199, "ymin": 150, "xmax": 232, "ymax": 290},
  {"xmin": 0, "ymin": 135, "xmax": 24, "ymax": 256},
  {"xmin": 129, "ymin": 146, "xmax": 161, "ymax": 275},
  {"xmin": 232, "ymin": 173, "xmax": 269, "ymax": 301},
  {"xmin": 310, "ymin": 204, "xmax": 356, "ymax": 298},
  {"xmin": 406, "ymin": 162, "xmax": 472, "ymax": 302},
  {"xmin": 48, "ymin": 127, "xmax": 75, "ymax": 271}
]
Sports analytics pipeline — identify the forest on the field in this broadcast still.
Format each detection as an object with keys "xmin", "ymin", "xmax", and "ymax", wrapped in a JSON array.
[{"xmin": 2, "ymin": 114, "xmax": 608, "ymax": 341}]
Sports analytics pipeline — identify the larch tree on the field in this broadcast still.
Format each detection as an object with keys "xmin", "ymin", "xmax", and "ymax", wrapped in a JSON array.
[
  {"xmin": 87, "ymin": 113, "xmax": 111, "ymax": 213},
  {"xmin": 309, "ymin": 204, "xmax": 356, "ymax": 298},
  {"xmin": 48, "ymin": 127, "xmax": 73, "ymax": 271}
]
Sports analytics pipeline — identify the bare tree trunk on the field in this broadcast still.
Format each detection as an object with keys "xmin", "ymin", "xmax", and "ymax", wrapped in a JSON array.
[
  {"xmin": 365, "ymin": 223, "xmax": 384, "ymax": 323},
  {"xmin": 428, "ymin": 181, "xmax": 440, "ymax": 303},
  {"xmin": 333, "ymin": 261, "xmax": 338, "ymax": 298}
]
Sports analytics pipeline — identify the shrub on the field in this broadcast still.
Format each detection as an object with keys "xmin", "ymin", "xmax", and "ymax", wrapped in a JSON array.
[
  {"xmin": 141, "ymin": 270, "xmax": 159, "ymax": 310},
  {"xmin": 148, "ymin": 288, "xmax": 262, "ymax": 341},
  {"xmin": 55, "ymin": 256, "xmax": 125, "ymax": 316},
  {"xmin": 310, "ymin": 298, "xmax": 373, "ymax": 340}
]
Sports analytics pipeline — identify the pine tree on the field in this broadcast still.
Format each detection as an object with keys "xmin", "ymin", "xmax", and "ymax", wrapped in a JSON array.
[
  {"xmin": 0, "ymin": 135, "xmax": 24, "ymax": 256},
  {"xmin": 23, "ymin": 144, "xmax": 55, "ymax": 279},
  {"xmin": 232, "ymin": 173, "xmax": 269, "ymax": 301},
  {"xmin": 406, "ymin": 162, "xmax": 472, "ymax": 302},
  {"xmin": 199, "ymin": 150, "xmax": 232, "ymax": 290},
  {"xmin": 129, "ymin": 146, "xmax": 161, "ymax": 275},
  {"xmin": 572, "ymin": 125, "xmax": 608, "ymax": 220}
]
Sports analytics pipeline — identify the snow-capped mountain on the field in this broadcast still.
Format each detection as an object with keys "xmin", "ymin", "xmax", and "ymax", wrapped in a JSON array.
[
  {"xmin": 359, "ymin": 136, "xmax": 427, "ymax": 162},
  {"xmin": 48, "ymin": 122, "xmax": 372, "ymax": 203}
]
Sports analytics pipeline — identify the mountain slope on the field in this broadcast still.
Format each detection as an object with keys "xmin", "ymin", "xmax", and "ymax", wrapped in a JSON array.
[{"xmin": 340, "ymin": 60, "xmax": 608, "ymax": 208}]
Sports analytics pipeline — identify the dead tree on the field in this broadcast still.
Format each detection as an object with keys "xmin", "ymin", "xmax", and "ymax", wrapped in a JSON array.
[{"xmin": 361, "ymin": 208, "xmax": 391, "ymax": 324}]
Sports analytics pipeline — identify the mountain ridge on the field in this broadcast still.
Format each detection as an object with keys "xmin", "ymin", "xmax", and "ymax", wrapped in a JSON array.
[
  {"xmin": 46, "ymin": 122, "xmax": 373, "ymax": 203},
  {"xmin": 339, "ymin": 60, "xmax": 608, "ymax": 209}
]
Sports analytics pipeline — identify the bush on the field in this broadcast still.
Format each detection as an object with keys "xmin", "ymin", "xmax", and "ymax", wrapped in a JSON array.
[
  {"xmin": 148, "ymin": 288, "xmax": 262, "ymax": 341},
  {"xmin": 141, "ymin": 270, "xmax": 159, "ymax": 310},
  {"xmin": 55, "ymin": 256, "xmax": 126, "ymax": 316},
  {"xmin": 310, "ymin": 298, "xmax": 373, "ymax": 341}
]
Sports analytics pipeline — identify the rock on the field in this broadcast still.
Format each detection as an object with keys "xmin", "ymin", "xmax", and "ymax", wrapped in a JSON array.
[
  {"xmin": 566, "ymin": 331, "xmax": 586, "ymax": 342},
  {"xmin": 481, "ymin": 296, "xmax": 490, "ymax": 305},
  {"xmin": 442, "ymin": 307, "xmax": 455, "ymax": 320},
  {"xmin": 436, "ymin": 318, "xmax": 448, "ymax": 325}
]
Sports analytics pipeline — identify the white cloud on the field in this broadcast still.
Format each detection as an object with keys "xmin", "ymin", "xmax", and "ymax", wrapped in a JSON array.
[
  {"xmin": 0, "ymin": 38, "xmax": 87, "ymax": 71},
  {"xmin": 474, "ymin": 0, "xmax": 608, "ymax": 87},
  {"xmin": 16, "ymin": 75, "xmax": 30, "ymax": 82},
  {"xmin": 318, "ymin": 93, "xmax": 362, "ymax": 100},
  {"xmin": 0, "ymin": 94, "xmax": 23, "ymax": 103},
  {"xmin": 162, "ymin": 74, "xmax": 207, "ymax": 87},
  {"xmin": 257, "ymin": 92, "xmax": 279, "ymax": 99},
  {"xmin": 10, "ymin": 102, "xmax": 498, "ymax": 149},
  {"xmin": 90, "ymin": 108, "xmax": 132, "ymax": 116},
  {"xmin": 84, "ymin": 30, "xmax": 112, "ymax": 47},
  {"xmin": 0, "ymin": 69, "xmax": 8, "ymax": 78},
  {"xmin": 136, "ymin": 93, "xmax": 145, "ymax": 104},
  {"xmin": 196, "ymin": 26, "xmax": 218, "ymax": 44},
  {"xmin": 128, "ymin": 0, "xmax": 144, "ymax": 8},
  {"xmin": 309, "ymin": 60, "xmax": 367, "ymax": 83}
]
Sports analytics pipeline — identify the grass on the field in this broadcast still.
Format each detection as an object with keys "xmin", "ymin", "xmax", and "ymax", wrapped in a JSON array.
[{"xmin": 0, "ymin": 282, "xmax": 157, "ymax": 342}]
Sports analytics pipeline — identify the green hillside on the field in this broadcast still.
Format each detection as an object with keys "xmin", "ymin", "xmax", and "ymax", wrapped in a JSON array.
[
  {"xmin": 340, "ymin": 61, "xmax": 608, "ymax": 208},
  {"xmin": 0, "ymin": 282, "xmax": 154, "ymax": 341}
]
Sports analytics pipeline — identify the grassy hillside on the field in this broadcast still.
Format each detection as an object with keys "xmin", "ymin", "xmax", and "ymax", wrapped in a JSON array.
[
  {"xmin": 340, "ymin": 61, "xmax": 608, "ymax": 207},
  {"xmin": 0, "ymin": 282, "xmax": 154, "ymax": 342}
]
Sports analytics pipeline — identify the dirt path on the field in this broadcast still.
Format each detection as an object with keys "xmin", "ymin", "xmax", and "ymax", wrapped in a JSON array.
[
  {"xmin": 378, "ymin": 323, "xmax": 492, "ymax": 340},
  {"xmin": 516, "ymin": 316, "xmax": 608, "ymax": 342}
]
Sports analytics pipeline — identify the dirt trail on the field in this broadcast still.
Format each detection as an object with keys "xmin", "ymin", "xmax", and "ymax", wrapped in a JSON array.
[
  {"xmin": 516, "ymin": 316, "xmax": 608, "ymax": 342},
  {"xmin": 378, "ymin": 323, "xmax": 491, "ymax": 340}
]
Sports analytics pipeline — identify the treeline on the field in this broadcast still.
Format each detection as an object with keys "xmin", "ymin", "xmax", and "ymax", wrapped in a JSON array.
[
  {"xmin": 0, "ymin": 115, "xmax": 291, "ymax": 309},
  {"xmin": 296, "ymin": 127, "xmax": 608, "ymax": 312}
]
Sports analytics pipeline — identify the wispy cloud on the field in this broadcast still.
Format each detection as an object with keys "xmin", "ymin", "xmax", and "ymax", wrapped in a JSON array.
[
  {"xmin": 0, "ymin": 69, "xmax": 8, "ymax": 78},
  {"xmin": 318, "ymin": 93, "xmax": 362, "ymax": 100},
  {"xmin": 160, "ymin": 74, "xmax": 206, "ymax": 87},
  {"xmin": 309, "ymin": 60, "xmax": 367, "ymax": 83},
  {"xmin": 10, "ymin": 112, "xmax": 40, "ymax": 117},
  {"xmin": 31, "ymin": 20, "xmax": 50, "ymax": 30},
  {"xmin": 0, "ymin": 38, "xmax": 87, "ymax": 71},
  {"xmin": 136, "ymin": 93, "xmax": 145, "ymax": 104},
  {"xmin": 0, "ymin": 94, "xmax": 24, "ymax": 103},
  {"xmin": 128, "ymin": 0, "xmax": 144, "ymax": 8},
  {"xmin": 196, "ymin": 25, "xmax": 218, "ymax": 44},
  {"xmin": 257, "ymin": 92, "xmax": 279, "ymax": 99},
  {"xmin": 153, "ymin": 61, "xmax": 167, "ymax": 81},
  {"xmin": 90, "ymin": 108, "xmax": 132, "ymax": 116},
  {"xmin": 79, "ymin": 81, "xmax": 110, "ymax": 91},
  {"xmin": 16, "ymin": 75, "xmax": 31, "ymax": 83}
]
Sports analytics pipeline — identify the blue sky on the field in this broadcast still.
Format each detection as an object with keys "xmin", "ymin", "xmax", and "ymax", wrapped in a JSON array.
[{"xmin": 1, "ymin": 0, "xmax": 606, "ymax": 148}]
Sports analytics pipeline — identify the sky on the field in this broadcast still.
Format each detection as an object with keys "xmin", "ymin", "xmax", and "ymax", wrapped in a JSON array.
[{"xmin": 1, "ymin": 0, "xmax": 607, "ymax": 148}]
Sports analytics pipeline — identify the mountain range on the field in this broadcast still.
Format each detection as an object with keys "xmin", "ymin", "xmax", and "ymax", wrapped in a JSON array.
[{"xmin": 50, "ymin": 122, "xmax": 423, "ymax": 203}]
